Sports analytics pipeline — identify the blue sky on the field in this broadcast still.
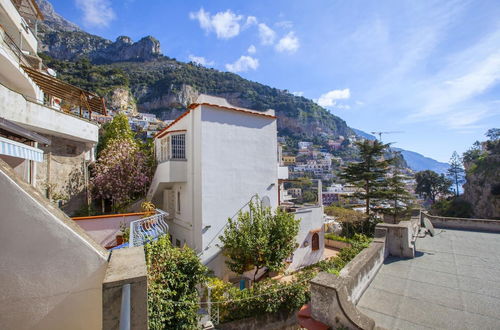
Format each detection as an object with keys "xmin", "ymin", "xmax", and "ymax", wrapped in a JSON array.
[{"xmin": 50, "ymin": 0, "xmax": 500, "ymax": 162}]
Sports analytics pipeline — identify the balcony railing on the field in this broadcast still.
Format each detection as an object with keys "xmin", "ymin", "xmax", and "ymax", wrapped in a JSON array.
[
  {"xmin": 0, "ymin": 24, "xmax": 40, "ymax": 69},
  {"xmin": 129, "ymin": 209, "xmax": 169, "ymax": 247}
]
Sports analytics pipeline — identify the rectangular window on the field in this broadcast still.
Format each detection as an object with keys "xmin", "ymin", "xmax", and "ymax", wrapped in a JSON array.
[
  {"xmin": 176, "ymin": 239, "xmax": 181, "ymax": 248},
  {"xmin": 170, "ymin": 134, "xmax": 185, "ymax": 159},
  {"xmin": 176, "ymin": 190, "xmax": 181, "ymax": 214},
  {"xmin": 159, "ymin": 138, "xmax": 169, "ymax": 162}
]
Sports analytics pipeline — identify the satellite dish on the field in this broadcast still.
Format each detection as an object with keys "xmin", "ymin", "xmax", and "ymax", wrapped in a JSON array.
[
  {"xmin": 261, "ymin": 196, "xmax": 271, "ymax": 208},
  {"xmin": 423, "ymin": 217, "xmax": 435, "ymax": 237}
]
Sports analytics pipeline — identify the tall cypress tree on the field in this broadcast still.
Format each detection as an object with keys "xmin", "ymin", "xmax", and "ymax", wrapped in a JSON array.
[
  {"xmin": 340, "ymin": 140, "xmax": 393, "ymax": 215},
  {"xmin": 381, "ymin": 161, "xmax": 413, "ymax": 221}
]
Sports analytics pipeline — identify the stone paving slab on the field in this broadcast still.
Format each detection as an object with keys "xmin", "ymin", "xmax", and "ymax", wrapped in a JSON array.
[{"xmin": 357, "ymin": 229, "xmax": 500, "ymax": 330}]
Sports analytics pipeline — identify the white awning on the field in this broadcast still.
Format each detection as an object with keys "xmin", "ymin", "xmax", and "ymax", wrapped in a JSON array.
[{"xmin": 0, "ymin": 136, "xmax": 43, "ymax": 162}]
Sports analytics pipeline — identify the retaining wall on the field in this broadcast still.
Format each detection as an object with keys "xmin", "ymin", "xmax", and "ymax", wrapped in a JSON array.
[
  {"xmin": 422, "ymin": 212, "xmax": 500, "ymax": 232},
  {"xmin": 309, "ymin": 228, "xmax": 387, "ymax": 329}
]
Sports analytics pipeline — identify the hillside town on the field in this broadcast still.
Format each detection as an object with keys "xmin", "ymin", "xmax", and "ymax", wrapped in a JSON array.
[{"xmin": 0, "ymin": 1, "xmax": 499, "ymax": 330}]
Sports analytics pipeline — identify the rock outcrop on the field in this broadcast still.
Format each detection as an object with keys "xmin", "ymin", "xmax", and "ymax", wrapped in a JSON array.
[
  {"xmin": 107, "ymin": 87, "xmax": 137, "ymax": 114},
  {"xmin": 36, "ymin": 1, "xmax": 161, "ymax": 62},
  {"xmin": 36, "ymin": 0, "xmax": 81, "ymax": 32},
  {"xmin": 39, "ymin": 32, "xmax": 162, "ymax": 63},
  {"xmin": 462, "ymin": 141, "xmax": 500, "ymax": 219}
]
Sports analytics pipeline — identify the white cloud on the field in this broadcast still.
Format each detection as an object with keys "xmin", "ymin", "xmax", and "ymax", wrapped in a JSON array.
[
  {"xmin": 247, "ymin": 45, "xmax": 256, "ymax": 54},
  {"xmin": 275, "ymin": 21, "xmax": 293, "ymax": 29},
  {"xmin": 317, "ymin": 89, "xmax": 351, "ymax": 107},
  {"xmin": 405, "ymin": 28, "xmax": 500, "ymax": 129},
  {"xmin": 75, "ymin": 0, "xmax": 115, "ymax": 28},
  {"xmin": 275, "ymin": 32, "xmax": 300, "ymax": 53},
  {"xmin": 189, "ymin": 8, "xmax": 243, "ymax": 39},
  {"xmin": 188, "ymin": 55, "xmax": 215, "ymax": 66},
  {"xmin": 225, "ymin": 56, "xmax": 259, "ymax": 73},
  {"xmin": 258, "ymin": 23, "xmax": 276, "ymax": 45},
  {"xmin": 292, "ymin": 91, "xmax": 304, "ymax": 97},
  {"xmin": 245, "ymin": 16, "xmax": 258, "ymax": 28}
]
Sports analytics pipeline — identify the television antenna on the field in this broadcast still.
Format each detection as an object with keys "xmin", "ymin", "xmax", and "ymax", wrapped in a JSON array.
[{"xmin": 370, "ymin": 131, "xmax": 404, "ymax": 142}]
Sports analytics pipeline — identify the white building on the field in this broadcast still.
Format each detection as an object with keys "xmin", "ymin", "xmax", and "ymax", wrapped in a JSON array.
[
  {"xmin": 148, "ymin": 95, "xmax": 323, "ymax": 278},
  {"xmin": 0, "ymin": 0, "xmax": 106, "ymax": 213},
  {"xmin": 298, "ymin": 141, "xmax": 313, "ymax": 150}
]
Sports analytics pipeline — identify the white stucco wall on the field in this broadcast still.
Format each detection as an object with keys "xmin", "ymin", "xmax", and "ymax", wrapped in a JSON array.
[
  {"xmin": 199, "ymin": 105, "xmax": 278, "ymax": 251},
  {"xmin": 0, "ymin": 160, "xmax": 108, "ymax": 330},
  {"xmin": 287, "ymin": 206, "xmax": 325, "ymax": 272},
  {"xmin": 0, "ymin": 43, "xmax": 39, "ymax": 99},
  {"xmin": 0, "ymin": 83, "xmax": 99, "ymax": 143},
  {"xmin": 150, "ymin": 103, "xmax": 279, "ymax": 259}
]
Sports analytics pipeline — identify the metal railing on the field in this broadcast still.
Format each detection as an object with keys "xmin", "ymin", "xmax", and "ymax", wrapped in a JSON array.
[
  {"xmin": 128, "ymin": 209, "xmax": 169, "ymax": 247},
  {"xmin": 119, "ymin": 209, "xmax": 169, "ymax": 329},
  {"xmin": 0, "ymin": 24, "xmax": 40, "ymax": 69}
]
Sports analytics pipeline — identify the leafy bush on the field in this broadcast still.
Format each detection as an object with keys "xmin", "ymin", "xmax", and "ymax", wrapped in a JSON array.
[
  {"xmin": 324, "ymin": 233, "xmax": 350, "ymax": 242},
  {"xmin": 431, "ymin": 197, "xmax": 473, "ymax": 218},
  {"xmin": 220, "ymin": 201, "xmax": 300, "ymax": 280},
  {"xmin": 208, "ymin": 270, "xmax": 317, "ymax": 324},
  {"xmin": 304, "ymin": 234, "xmax": 371, "ymax": 275},
  {"xmin": 145, "ymin": 236, "xmax": 208, "ymax": 329},
  {"xmin": 341, "ymin": 215, "xmax": 380, "ymax": 238}
]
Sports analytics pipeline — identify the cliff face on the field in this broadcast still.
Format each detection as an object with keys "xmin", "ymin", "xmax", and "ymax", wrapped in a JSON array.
[
  {"xmin": 39, "ymin": 32, "xmax": 162, "ymax": 63},
  {"xmin": 36, "ymin": 0, "xmax": 161, "ymax": 63},
  {"xmin": 36, "ymin": 0, "xmax": 81, "ymax": 32},
  {"xmin": 462, "ymin": 141, "xmax": 500, "ymax": 219}
]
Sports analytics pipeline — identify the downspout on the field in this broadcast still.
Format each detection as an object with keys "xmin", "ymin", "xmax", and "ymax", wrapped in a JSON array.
[{"xmin": 191, "ymin": 109, "xmax": 197, "ymax": 251}]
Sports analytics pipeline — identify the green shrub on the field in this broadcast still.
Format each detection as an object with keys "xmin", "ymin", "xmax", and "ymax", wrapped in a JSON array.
[
  {"xmin": 209, "ymin": 269, "xmax": 317, "ymax": 324},
  {"xmin": 324, "ymin": 233, "xmax": 350, "ymax": 242},
  {"xmin": 431, "ymin": 197, "xmax": 472, "ymax": 218},
  {"xmin": 145, "ymin": 236, "xmax": 208, "ymax": 330}
]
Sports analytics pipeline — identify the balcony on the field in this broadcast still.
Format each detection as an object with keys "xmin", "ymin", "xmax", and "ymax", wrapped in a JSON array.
[
  {"xmin": 156, "ymin": 159, "xmax": 187, "ymax": 183},
  {"xmin": 0, "ymin": 81, "xmax": 99, "ymax": 143},
  {"xmin": 0, "ymin": 24, "xmax": 40, "ymax": 98},
  {"xmin": 0, "ymin": 0, "xmax": 40, "ymax": 55},
  {"xmin": 147, "ymin": 159, "xmax": 187, "ymax": 201}
]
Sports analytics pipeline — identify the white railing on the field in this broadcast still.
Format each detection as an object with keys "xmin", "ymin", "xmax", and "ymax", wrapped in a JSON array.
[{"xmin": 129, "ymin": 209, "xmax": 169, "ymax": 247}]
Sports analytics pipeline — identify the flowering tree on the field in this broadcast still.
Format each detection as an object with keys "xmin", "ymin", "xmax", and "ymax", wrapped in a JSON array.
[{"xmin": 92, "ymin": 138, "xmax": 151, "ymax": 210}]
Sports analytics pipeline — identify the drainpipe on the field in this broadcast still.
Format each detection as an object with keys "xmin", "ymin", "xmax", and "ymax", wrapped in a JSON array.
[
  {"xmin": 119, "ymin": 284, "xmax": 131, "ymax": 330},
  {"xmin": 191, "ymin": 109, "xmax": 197, "ymax": 251}
]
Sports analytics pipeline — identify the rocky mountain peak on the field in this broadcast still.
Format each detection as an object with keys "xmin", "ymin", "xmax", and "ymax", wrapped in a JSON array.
[
  {"xmin": 36, "ymin": 0, "xmax": 81, "ymax": 32},
  {"xmin": 116, "ymin": 36, "xmax": 133, "ymax": 45},
  {"xmin": 37, "ymin": 1, "xmax": 162, "ymax": 63}
]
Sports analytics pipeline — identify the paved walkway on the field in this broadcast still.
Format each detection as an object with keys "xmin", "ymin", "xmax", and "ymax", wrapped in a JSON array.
[{"xmin": 357, "ymin": 229, "xmax": 500, "ymax": 329}]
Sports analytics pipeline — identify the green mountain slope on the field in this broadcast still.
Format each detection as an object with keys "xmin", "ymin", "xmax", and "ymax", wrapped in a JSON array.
[{"xmin": 36, "ymin": 0, "xmax": 352, "ymax": 141}]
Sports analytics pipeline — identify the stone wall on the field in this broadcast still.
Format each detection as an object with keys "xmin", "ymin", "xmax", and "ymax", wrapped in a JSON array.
[
  {"xmin": 308, "ymin": 228, "xmax": 388, "ymax": 330},
  {"xmin": 217, "ymin": 311, "xmax": 299, "ymax": 330},
  {"xmin": 325, "ymin": 238, "xmax": 351, "ymax": 249},
  {"xmin": 36, "ymin": 134, "xmax": 93, "ymax": 215},
  {"xmin": 423, "ymin": 212, "xmax": 500, "ymax": 232},
  {"xmin": 102, "ymin": 246, "xmax": 148, "ymax": 330}
]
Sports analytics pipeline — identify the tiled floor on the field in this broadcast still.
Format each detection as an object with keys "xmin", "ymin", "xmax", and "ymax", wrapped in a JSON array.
[{"xmin": 357, "ymin": 229, "xmax": 500, "ymax": 330}]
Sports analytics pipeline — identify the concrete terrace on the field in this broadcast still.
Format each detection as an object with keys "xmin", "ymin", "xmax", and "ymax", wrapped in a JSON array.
[{"xmin": 357, "ymin": 228, "xmax": 500, "ymax": 329}]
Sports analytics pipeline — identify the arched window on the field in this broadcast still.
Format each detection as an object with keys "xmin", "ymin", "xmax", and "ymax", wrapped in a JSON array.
[{"xmin": 311, "ymin": 233, "xmax": 319, "ymax": 251}]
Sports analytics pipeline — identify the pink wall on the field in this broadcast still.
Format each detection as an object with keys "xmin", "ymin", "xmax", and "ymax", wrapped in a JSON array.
[{"xmin": 73, "ymin": 214, "xmax": 144, "ymax": 248}]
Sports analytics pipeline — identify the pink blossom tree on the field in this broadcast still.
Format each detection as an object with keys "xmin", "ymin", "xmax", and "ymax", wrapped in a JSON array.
[{"xmin": 91, "ymin": 138, "xmax": 151, "ymax": 210}]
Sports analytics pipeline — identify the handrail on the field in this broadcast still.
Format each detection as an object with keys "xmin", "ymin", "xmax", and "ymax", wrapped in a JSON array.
[
  {"xmin": 0, "ymin": 24, "xmax": 38, "ymax": 69},
  {"xmin": 200, "ymin": 194, "xmax": 260, "ymax": 255},
  {"xmin": 129, "ymin": 209, "xmax": 169, "ymax": 247}
]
